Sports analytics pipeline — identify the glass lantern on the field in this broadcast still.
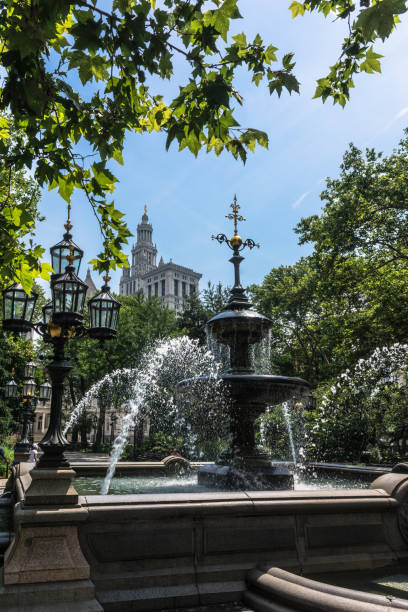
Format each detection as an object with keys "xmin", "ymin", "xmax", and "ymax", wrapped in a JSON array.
[
  {"xmin": 88, "ymin": 286, "xmax": 121, "ymax": 341},
  {"xmin": 2, "ymin": 283, "xmax": 38, "ymax": 333},
  {"xmin": 24, "ymin": 361, "xmax": 37, "ymax": 379},
  {"xmin": 22, "ymin": 378, "xmax": 36, "ymax": 399},
  {"xmin": 42, "ymin": 301, "xmax": 53, "ymax": 325},
  {"xmin": 5, "ymin": 378, "xmax": 18, "ymax": 400},
  {"xmin": 51, "ymin": 268, "xmax": 87, "ymax": 327},
  {"xmin": 50, "ymin": 235, "xmax": 83, "ymax": 278},
  {"xmin": 39, "ymin": 380, "xmax": 52, "ymax": 403},
  {"xmin": 303, "ymin": 390, "xmax": 316, "ymax": 410}
]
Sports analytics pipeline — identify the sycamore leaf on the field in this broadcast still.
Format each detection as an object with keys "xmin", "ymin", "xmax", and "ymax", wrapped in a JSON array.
[
  {"xmin": 289, "ymin": 1, "xmax": 305, "ymax": 18},
  {"xmin": 360, "ymin": 47, "xmax": 383, "ymax": 74},
  {"xmin": 40, "ymin": 262, "xmax": 53, "ymax": 281},
  {"xmin": 356, "ymin": 0, "xmax": 407, "ymax": 41},
  {"xmin": 113, "ymin": 148, "xmax": 124, "ymax": 165}
]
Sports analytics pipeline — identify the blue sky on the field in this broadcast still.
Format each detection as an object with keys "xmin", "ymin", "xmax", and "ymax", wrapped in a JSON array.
[{"xmin": 35, "ymin": 2, "xmax": 408, "ymax": 297}]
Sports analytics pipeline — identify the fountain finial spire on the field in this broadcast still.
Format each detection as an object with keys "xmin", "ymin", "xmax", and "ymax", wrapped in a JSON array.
[
  {"xmin": 211, "ymin": 196, "xmax": 260, "ymax": 309},
  {"xmin": 226, "ymin": 195, "xmax": 245, "ymax": 242}
]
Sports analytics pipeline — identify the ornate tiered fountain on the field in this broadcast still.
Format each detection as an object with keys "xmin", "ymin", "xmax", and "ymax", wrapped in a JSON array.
[{"xmin": 181, "ymin": 197, "xmax": 309, "ymax": 489}]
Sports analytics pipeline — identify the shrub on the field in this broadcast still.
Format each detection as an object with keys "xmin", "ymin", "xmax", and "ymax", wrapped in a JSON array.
[
  {"xmin": 121, "ymin": 432, "xmax": 185, "ymax": 461},
  {"xmin": 0, "ymin": 433, "xmax": 17, "ymax": 477}
]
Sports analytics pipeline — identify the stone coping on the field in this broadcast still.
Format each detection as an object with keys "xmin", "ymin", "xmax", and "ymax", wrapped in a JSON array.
[
  {"xmin": 76, "ymin": 487, "xmax": 397, "ymax": 521},
  {"xmin": 312, "ymin": 462, "xmax": 390, "ymax": 475},
  {"xmin": 80, "ymin": 487, "xmax": 390, "ymax": 506}
]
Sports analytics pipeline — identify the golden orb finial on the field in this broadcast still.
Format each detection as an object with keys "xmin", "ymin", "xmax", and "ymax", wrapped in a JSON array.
[{"xmin": 230, "ymin": 234, "xmax": 243, "ymax": 248}]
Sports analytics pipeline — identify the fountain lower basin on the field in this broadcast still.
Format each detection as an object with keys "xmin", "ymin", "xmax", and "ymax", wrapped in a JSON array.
[
  {"xmin": 179, "ymin": 373, "xmax": 309, "ymax": 490},
  {"xmin": 8, "ymin": 463, "xmax": 408, "ymax": 611}
]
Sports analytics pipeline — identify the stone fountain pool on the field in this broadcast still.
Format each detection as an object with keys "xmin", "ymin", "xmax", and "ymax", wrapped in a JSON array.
[{"xmin": 73, "ymin": 471, "xmax": 371, "ymax": 495}]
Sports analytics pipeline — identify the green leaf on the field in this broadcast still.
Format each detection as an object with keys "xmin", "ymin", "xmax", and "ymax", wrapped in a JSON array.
[
  {"xmin": 265, "ymin": 44, "xmax": 278, "ymax": 64},
  {"xmin": 232, "ymin": 32, "xmax": 246, "ymax": 47},
  {"xmin": 58, "ymin": 176, "xmax": 74, "ymax": 203},
  {"xmin": 356, "ymin": 0, "xmax": 407, "ymax": 41},
  {"xmin": 360, "ymin": 47, "xmax": 383, "ymax": 74},
  {"xmin": 289, "ymin": 1, "xmax": 305, "ymax": 18},
  {"xmin": 113, "ymin": 148, "xmax": 124, "ymax": 165}
]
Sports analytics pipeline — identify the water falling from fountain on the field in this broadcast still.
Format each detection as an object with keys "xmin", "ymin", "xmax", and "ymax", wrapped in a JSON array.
[
  {"xmin": 92, "ymin": 336, "xmax": 226, "ymax": 494},
  {"xmin": 63, "ymin": 368, "xmax": 135, "ymax": 436},
  {"xmin": 282, "ymin": 401, "xmax": 297, "ymax": 467},
  {"xmin": 250, "ymin": 329, "xmax": 273, "ymax": 374},
  {"xmin": 101, "ymin": 398, "xmax": 141, "ymax": 494}
]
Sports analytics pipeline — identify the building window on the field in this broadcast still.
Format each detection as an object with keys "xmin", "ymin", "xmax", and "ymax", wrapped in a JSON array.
[
  {"xmin": 148, "ymin": 285, "xmax": 152, "ymax": 298},
  {"xmin": 182, "ymin": 281, "xmax": 186, "ymax": 296},
  {"xmin": 154, "ymin": 282, "xmax": 158, "ymax": 296},
  {"xmin": 37, "ymin": 415, "xmax": 43, "ymax": 432},
  {"xmin": 174, "ymin": 279, "xmax": 179, "ymax": 296},
  {"xmin": 161, "ymin": 280, "xmax": 165, "ymax": 296},
  {"xmin": 190, "ymin": 284, "xmax": 195, "ymax": 295}
]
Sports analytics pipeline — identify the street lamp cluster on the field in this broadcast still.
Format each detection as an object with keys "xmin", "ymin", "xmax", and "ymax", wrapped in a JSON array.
[
  {"xmin": 5, "ymin": 363, "xmax": 52, "ymax": 456},
  {"xmin": 2, "ymin": 204, "xmax": 121, "ymax": 468}
]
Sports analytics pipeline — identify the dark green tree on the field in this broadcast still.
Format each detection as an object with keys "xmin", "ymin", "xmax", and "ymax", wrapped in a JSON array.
[
  {"xmin": 252, "ymin": 133, "xmax": 408, "ymax": 388},
  {"xmin": 296, "ymin": 134, "xmax": 408, "ymax": 270},
  {"xmin": 178, "ymin": 281, "xmax": 230, "ymax": 343}
]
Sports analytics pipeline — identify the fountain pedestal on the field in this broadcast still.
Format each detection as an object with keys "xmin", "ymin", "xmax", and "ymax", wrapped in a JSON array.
[{"xmin": 198, "ymin": 462, "xmax": 294, "ymax": 490}]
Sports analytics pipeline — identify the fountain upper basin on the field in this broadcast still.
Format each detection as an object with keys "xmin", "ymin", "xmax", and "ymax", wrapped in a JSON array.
[
  {"xmin": 179, "ymin": 373, "xmax": 309, "ymax": 406},
  {"xmin": 207, "ymin": 308, "xmax": 271, "ymax": 345}
]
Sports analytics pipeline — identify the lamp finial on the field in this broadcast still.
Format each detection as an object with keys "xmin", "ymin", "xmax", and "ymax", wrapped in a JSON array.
[{"xmin": 64, "ymin": 201, "xmax": 72, "ymax": 233}]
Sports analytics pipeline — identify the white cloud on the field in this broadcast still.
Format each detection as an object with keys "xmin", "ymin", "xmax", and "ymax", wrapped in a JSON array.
[
  {"xmin": 395, "ymin": 106, "xmax": 408, "ymax": 120},
  {"xmin": 291, "ymin": 191, "xmax": 310, "ymax": 208}
]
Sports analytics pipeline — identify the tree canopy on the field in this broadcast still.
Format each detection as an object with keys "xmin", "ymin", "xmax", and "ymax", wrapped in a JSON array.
[
  {"xmin": 0, "ymin": 115, "xmax": 52, "ymax": 288},
  {"xmin": 252, "ymin": 132, "xmax": 408, "ymax": 387},
  {"xmin": 0, "ymin": 0, "xmax": 405, "ymax": 288},
  {"xmin": 251, "ymin": 130, "xmax": 408, "ymax": 461},
  {"xmin": 296, "ymin": 133, "xmax": 408, "ymax": 270}
]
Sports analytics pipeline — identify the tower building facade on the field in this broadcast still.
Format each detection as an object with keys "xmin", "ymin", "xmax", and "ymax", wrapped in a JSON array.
[{"xmin": 119, "ymin": 207, "xmax": 201, "ymax": 312}]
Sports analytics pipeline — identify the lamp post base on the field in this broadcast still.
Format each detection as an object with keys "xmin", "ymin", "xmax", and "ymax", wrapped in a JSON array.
[
  {"xmin": 13, "ymin": 443, "xmax": 30, "ymax": 464},
  {"xmin": 24, "ymin": 467, "xmax": 79, "ymax": 506}
]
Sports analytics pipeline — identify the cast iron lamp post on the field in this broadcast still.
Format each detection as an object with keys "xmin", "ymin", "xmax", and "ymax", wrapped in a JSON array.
[
  {"xmin": 4, "ymin": 364, "xmax": 52, "ymax": 459},
  {"xmin": 2, "ymin": 203, "xmax": 121, "ymax": 469}
]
